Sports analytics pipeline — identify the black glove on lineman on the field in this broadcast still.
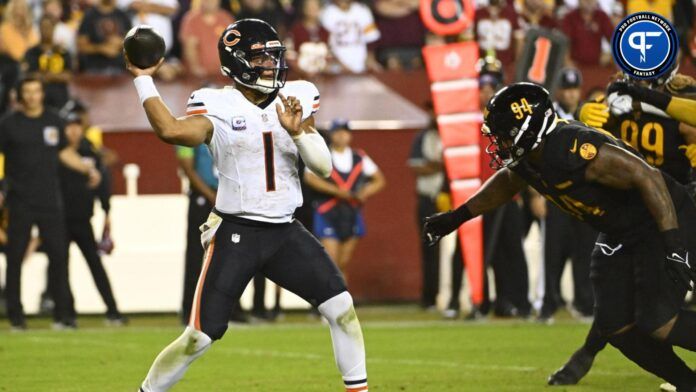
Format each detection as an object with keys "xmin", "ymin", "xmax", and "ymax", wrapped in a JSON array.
[
  {"xmin": 662, "ymin": 229, "xmax": 696, "ymax": 291},
  {"xmin": 423, "ymin": 204, "xmax": 473, "ymax": 247},
  {"xmin": 607, "ymin": 81, "xmax": 672, "ymax": 111}
]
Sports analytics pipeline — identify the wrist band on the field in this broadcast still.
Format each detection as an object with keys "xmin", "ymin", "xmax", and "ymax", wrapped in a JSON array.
[
  {"xmin": 452, "ymin": 203, "xmax": 474, "ymax": 224},
  {"xmin": 133, "ymin": 75, "xmax": 160, "ymax": 105},
  {"xmin": 636, "ymin": 87, "xmax": 671, "ymax": 111},
  {"xmin": 662, "ymin": 228, "xmax": 684, "ymax": 250}
]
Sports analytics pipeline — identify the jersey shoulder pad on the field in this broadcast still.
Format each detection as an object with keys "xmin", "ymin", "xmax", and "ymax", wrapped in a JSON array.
[
  {"xmin": 186, "ymin": 87, "xmax": 230, "ymax": 120},
  {"xmin": 281, "ymin": 80, "xmax": 320, "ymax": 120},
  {"xmin": 545, "ymin": 122, "xmax": 611, "ymax": 172}
]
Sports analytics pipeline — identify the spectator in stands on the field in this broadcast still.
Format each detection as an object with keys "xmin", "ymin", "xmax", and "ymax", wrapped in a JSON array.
[
  {"xmin": 43, "ymin": 0, "xmax": 77, "ymax": 58},
  {"xmin": 320, "ymin": 0, "xmax": 382, "ymax": 73},
  {"xmin": 23, "ymin": 16, "xmax": 73, "ymax": 110},
  {"xmin": 407, "ymin": 102, "xmax": 443, "ymax": 311},
  {"xmin": 179, "ymin": 0, "xmax": 234, "ymax": 78},
  {"xmin": 235, "ymin": 0, "xmax": 284, "ymax": 34},
  {"xmin": 77, "ymin": 0, "xmax": 131, "ymax": 74},
  {"xmin": 626, "ymin": 0, "xmax": 673, "ymax": 21},
  {"xmin": 304, "ymin": 120, "xmax": 386, "ymax": 280},
  {"xmin": 0, "ymin": 77, "xmax": 100, "ymax": 330},
  {"xmin": 372, "ymin": 0, "xmax": 426, "ymax": 70},
  {"xmin": 59, "ymin": 113, "xmax": 126, "ymax": 325},
  {"xmin": 117, "ymin": 0, "xmax": 178, "ymax": 55},
  {"xmin": 537, "ymin": 68, "xmax": 596, "ymax": 322},
  {"xmin": 518, "ymin": 0, "xmax": 556, "ymax": 31},
  {"xmin": 560, "ymin": 0, "xmax": 622, "ymax": 23},
  {"xmin": 561, "ymin": 0, "xmax": 613, "ymax": 66},
  {"xmin": 287, "ymin": 0, "xmax": 331, "ymax": 75},
  {"xmin": 474, "ymin": 0, "xmax": 521, "ymax": 66},
  {"xmin": 0, "ymin": 0, "xmax": 39, "ymax": 113}
]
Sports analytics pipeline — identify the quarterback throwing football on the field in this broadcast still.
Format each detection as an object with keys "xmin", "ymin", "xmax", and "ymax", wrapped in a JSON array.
[{"xmin": 128, "ymin": 19, "xmax": 368, "ymax": 392}]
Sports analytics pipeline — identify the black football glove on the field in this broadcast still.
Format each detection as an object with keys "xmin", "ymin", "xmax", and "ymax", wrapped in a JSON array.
[
  {"xmin": 607, "ymin": 81, "xmax": 671, "ymax": 110},
  {"xmin": 423, "ymin": 211, "xmax": 461, "ymax": 246},
  {"xmin": 423, "ymin": 205, "xmax": 473, "ymax": 246},
  {"xmin": 665, "ymin": 247, "xmax": 695, "ymax": 292}
]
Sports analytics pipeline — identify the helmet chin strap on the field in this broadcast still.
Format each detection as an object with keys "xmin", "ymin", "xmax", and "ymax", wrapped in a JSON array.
[
  {"xmin": 233, "ymin": 76, "xmax": 278, "ymax": 94},
  {"xmin": 530, "ymin": 111, "xmax": 557, "ymax": 151}
]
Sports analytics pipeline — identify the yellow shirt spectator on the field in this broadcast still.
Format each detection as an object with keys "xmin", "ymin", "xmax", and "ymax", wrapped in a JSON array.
[{"xmin": 626, "ymin": 0, "xmax": 674, "ymax": 21}]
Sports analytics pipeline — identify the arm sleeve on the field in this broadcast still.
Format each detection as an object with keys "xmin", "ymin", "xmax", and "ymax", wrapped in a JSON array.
[{"xmin": 295, "ymin": 132, "xmax": 332, "ymax": 178}]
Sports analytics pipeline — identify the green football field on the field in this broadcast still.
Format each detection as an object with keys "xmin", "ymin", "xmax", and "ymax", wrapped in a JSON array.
[{"xmin": 2, "ymin": 306, "xmax": 692, "ymax": 391}]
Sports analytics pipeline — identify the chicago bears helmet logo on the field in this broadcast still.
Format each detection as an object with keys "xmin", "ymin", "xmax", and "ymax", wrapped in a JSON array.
[{"xmin": 223, "ymin": 30, "xmax": 241, "ymax": 46}]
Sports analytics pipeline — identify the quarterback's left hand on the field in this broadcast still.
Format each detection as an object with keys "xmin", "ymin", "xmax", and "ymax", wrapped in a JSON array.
[
  {"xmin": 665, "ymin": 247, "xmax": 696, "ymax": 291},
  {"xmin": 276, "ymin": 93, "xmax": 303, "ymax": 137}
]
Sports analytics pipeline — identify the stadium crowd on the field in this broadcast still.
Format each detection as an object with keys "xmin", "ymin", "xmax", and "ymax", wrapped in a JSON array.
[{"xmin": 0, "ymin": 0, "xmax": 694, "ymax": 114}]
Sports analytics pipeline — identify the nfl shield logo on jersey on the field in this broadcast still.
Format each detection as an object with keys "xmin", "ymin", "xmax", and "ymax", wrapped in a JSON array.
[
  {"xmin": 231, "ymin": 233, "xmax": 241, "ymax": 243},
  {"xmin": 232, "ymin": 116, "xmax": 247, "ymax": 131}
]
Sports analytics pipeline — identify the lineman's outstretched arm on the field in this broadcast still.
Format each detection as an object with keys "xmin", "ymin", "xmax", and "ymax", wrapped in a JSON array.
[
  {"xmin": 609, "ymin": 82, "xmax": 696, "ymax": 128},
  {"xmin": 127, "ymin": 57, "xmax": 213, "ymax": 146},
  {"xmin": 585, "ymin": 143, "xmax": 695, "ymax": 290},
  {"xmin": 423, "ymin": 168, "xmax": 527, "ymax": 245}
]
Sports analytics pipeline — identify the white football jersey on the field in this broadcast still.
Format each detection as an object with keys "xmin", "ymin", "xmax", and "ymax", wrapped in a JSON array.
[
  {"xmin": 320, "ymin": 3, "xmax": 380, "ymax": 73},
  {"xmin": 186, "ymin": 81, "xmax": 321, "ymax": 223}
]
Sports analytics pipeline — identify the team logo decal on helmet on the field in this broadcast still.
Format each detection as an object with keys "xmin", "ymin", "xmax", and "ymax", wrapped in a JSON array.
[
  {"xmin": 223, "ymin": 30, "xmax": 241, "ymax": 47},
  {"xmin": 482, "ymin": 82, "xmax": 557, "ymax": 169}
]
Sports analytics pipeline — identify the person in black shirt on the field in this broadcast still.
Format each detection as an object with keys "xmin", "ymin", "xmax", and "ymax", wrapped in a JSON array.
[
  {"xmin": 77, "ymin": 0, "xmax": 131, "ymax": 74},
  {"xmin": 424, "ymin": 83, "xmax": 696, "ymax": 390},
  {"xmin": 22, "ymin": 15, "xmax": 73, "ymax": 110},
  {"xmin": 0, "ymin": 77, "xmax": 100, "ymax": 330},
  {"xmin": 60, "ymin": 113, "xmax": 125, "ymax": 325}
]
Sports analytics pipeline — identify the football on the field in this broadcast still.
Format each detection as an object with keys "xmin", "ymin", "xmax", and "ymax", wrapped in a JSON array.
[{"xmin": 123, "ymin": 25, "xmax": 165, "ymax": 69}]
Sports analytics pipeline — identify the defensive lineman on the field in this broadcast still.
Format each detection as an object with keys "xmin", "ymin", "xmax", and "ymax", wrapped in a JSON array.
[
  {"xmin": 129, "ymin": 19, "xmax": 368, "ymax": 392},
  {"xmin": 425, "ymin": 83, "xmax": 696, "ymax": 390}
]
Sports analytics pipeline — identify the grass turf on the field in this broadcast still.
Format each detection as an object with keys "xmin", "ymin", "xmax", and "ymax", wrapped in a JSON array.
[{"xmin": 1, "ymin": 306, "xmax": 693, "ymax": 391}]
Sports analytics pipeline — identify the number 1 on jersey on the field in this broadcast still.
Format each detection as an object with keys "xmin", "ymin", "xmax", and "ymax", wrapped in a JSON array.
[{"xmin": 262, "ymin": 132, "xmax": 276, "ymax": 191}]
